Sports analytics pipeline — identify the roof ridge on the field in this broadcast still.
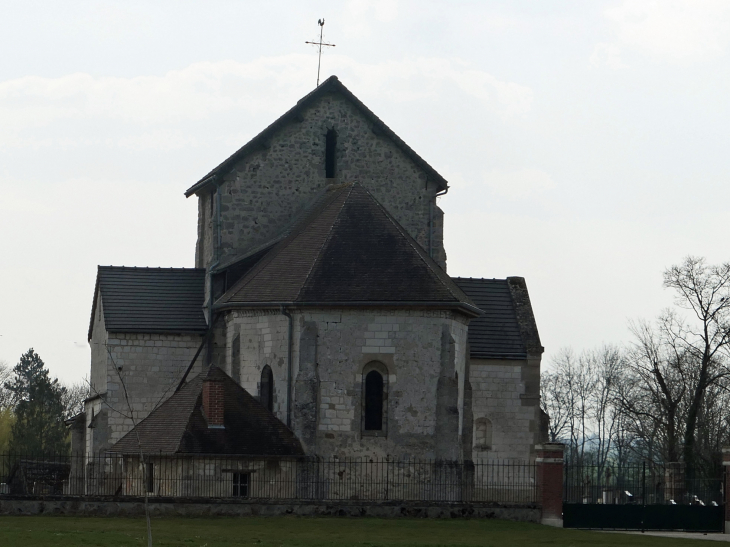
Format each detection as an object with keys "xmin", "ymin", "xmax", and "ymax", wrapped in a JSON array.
[
  {"xmin": 451, "ymin": 277, "xmax": 507, "ymax": 282},
  {"xmin": 215, "ymin": 184, "xmax": 337, "ymax": 273},
  {"xmin": 356, "ymin": 185, "xmax": 472, "ymax": 306},
  {"xmin": 112, "ymin": 374, "xmax": 203, "ymax": 454},
  {"xmin": 217, "ymin": 184, "xmax": 350, "ymax": 303},
  {"xmin": 293, "ymin": 184, "xmax": 354, "ymax": 302},
  {"xmin": 98, "ymin": 265, "xmax": 205, "ymax": 271}
]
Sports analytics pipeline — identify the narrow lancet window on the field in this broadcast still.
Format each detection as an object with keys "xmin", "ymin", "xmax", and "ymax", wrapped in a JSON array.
[
  {"xmin": 325, "ymin": 128, "xmax": 337, "ymax": 178},
  {"xmin": 364, "ymin": 370, "xmax": 384, "ymax": 431},
  {"xmin": 260, "ymin": 365, "xmax": 274, "ymax": 413}
]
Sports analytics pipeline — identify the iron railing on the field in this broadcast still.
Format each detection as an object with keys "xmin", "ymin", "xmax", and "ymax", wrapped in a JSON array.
[
  {"xmin": 0, "ymin": 452, "xmax": 537, "ymax": 504},
  {"xmin": 564, "ymin": 463, "xmax": 724, "ymax": 506}
]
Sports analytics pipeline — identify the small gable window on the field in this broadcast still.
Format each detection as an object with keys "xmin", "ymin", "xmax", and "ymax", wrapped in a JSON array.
[
  {"xmin": 362, "ymin": 362, "xmax": 388, "ymax": 436},
  {"xmin": 475, "ymin": 418, "xmax": 493, "ymax": 451},
  {"xmin": 325, "ymin": 128, "xmax": 337, "ymax": 178},
  {"xmin": 232, "ymin": 472, "xmax": 249, "ymax": 497},
  {"xmin": 260, "ymin": 365, "xmax": 274, "ymax": 413}
]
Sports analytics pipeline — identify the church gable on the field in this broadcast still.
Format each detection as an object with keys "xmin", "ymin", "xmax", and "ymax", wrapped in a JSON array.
[
  {"xmin": 185, "ymin": 76, "xmax": 447, "ymax": 198},
  {"xmin": 190, "ymin": 76, "xmax": 448, "ymax": 271}
]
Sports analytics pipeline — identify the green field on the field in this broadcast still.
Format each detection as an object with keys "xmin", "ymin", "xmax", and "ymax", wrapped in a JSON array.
[{"xmin": 0, "ymin": 516, "xmax": 717, "ymax": 547}]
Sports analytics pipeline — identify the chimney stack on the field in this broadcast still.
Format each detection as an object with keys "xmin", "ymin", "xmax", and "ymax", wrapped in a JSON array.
[{"xmin": 202, "ymin": 377, "xmax": 225, "ymax": 429}]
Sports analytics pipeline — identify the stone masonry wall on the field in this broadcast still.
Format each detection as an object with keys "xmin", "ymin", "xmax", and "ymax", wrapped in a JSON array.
[
  {"xmin": 224, "ymin": 310, "xmax": 290, "ymax": 425},
  {"xmin": 297, "ymin": 309, "xmax": 469, "ymax": 460},
  {"xmin": 101, "ymin": 332, "xmax": 205, "ymax": 449},
  {"xmin": 89, "ymin": 293, "xmax": 108, "ymax": 395},
  {"xmin": 195, "ymin": 91, "xmax": 446, "ymax": 272},
  {"xmin": 470, "ymin": 359, "xmax": 540, "ymax": 462},
  {"xmin": 86, "ymin": 293, "xmax": 110, "ymax": 458},
  {"xmin": 224, "ymin": 308, "xmax": 469, "ymax": 460},
  {"xmin": 0, "ymin": 497, "xmax": 540, "ymax": 522}
]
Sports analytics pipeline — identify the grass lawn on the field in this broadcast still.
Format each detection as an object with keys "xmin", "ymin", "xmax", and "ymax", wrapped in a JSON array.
[{"xmin": 0, "ymin": 516, "xmax": 719, "ymax": 547}]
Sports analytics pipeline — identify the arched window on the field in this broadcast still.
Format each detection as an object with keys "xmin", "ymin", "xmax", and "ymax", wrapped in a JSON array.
[
  {"xmin": 475, "ymin": 418, "xmax": 493, "ymax": 450},
  {"xmin": 260, "ymin": 366, "xmax": 274, "ymax": 413},
  {"xmin": 364, "ymin": 370, "xmax": 384, "ymax": 431},
  {"xmin": 361, "ymin": 361, "xmax": 388, "ymax": 435}
]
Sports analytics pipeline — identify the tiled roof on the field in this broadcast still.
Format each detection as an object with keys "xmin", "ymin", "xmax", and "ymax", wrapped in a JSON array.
[
  {"xmin": 184, "ymin": 76, "xmax": 448, "ymax": 197},
  {"xmin": 111, "ymin": 367, "xmax": 304, "ymax": 456},
  {"xmin": 451, "ymin": 278, "xmax": 527, "ymax": 360},
  {"xmin": 217, "ymin": 183, "xmax": 478, "ymax": 316},
  {"xmin": 88, "ymin": 266, "xmax": 207, "ymax": 341}
]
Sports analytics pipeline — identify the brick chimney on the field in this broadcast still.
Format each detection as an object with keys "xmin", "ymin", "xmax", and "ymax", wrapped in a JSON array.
[{"xmin": 202, "ymin": 377, "xmax": 225, "ymax": 429}]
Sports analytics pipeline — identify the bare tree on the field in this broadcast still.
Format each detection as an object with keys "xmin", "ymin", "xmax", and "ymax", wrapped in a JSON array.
[
  {"xmin": 663, "ymin": 257, "xmax": 730, "ymax": 472},
  {"xmin": 540, "ymin": 365, "xmax": 572, "ymax": 443},
  {"xmin": 585, "ymin": 346, "xmax": 624, "ymax": 471},
  {"xmin": 60, "ymin": 381, "xmax": 88, "ymax": 421},
  {"xmin": 0, "ymin": 361, "xmax": 11, "ymax": 409},
  {"xmin": 541, "ymin": 346, "xmax": 627, "ymax": 468},
  {"xmin": 623, "ymin": 319, "xmax": 686, "ymax": 463}
]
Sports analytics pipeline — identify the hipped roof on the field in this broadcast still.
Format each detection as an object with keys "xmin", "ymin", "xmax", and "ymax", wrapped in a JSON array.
[
  {"xmin": 216, "ymin": 183, "xmax": 478, "ymax": 316},
  {"xmin": 111, "ymin": 367, "xmax": 303, "ymax": 456},
  {"xmin": 184, "ymin": 76, "xmax": 448, "ymax": 197}
]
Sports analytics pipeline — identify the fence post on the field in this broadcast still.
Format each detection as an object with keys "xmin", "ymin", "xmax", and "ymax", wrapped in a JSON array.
[
  {"xmin": 722, "ymin": 446, "xmax": 730, "ymax": 534},
  {"xmin": 536, "ymin": 443, "xmax": 564, "ymax": 527}
]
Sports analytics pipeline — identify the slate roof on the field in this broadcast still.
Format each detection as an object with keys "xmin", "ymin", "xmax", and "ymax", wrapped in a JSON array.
[
  {"xmin": 451, "ymin": 278, "xmax": 527, "ymax": 360},
  {"xmin": 88, "ymin": 266, "xmax": 207, "ymax": 341},
  {"xmin": 216, "ymin": 183, "xmax": 479, "ymax": 316},
  {"xmin": 111, "ymin": 367, "xmax": 304, "ymax": 456},
  {"xmin": 184, "ymin": 76, "xmax": 448, "ymax": 197}
]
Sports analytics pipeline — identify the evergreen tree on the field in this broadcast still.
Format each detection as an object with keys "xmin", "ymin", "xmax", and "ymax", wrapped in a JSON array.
[{"xmin": 5, "ymin": 349, "xmax": 68, "ymax": 454}]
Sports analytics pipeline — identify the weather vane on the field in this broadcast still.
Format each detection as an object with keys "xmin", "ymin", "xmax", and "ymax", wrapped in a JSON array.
[{"xmin": 305, "ymin": 18, "xmax": 335, "ymax": 87}]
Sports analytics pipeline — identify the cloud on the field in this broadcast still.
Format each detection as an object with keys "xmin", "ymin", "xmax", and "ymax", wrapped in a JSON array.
[
  {"xmin": 590, "ymin": 42, "xmax": 627, "ymax": 70},
  {"xmin": 603, "ymin": 0, "xmax": 730, "ymax": 62},
  {"xmin": 482, "ymin": 168, "xmax": 556, "ymax": 200},
  {"xmin": 348, "ymin": 0, "xmax": 398, "ymax": 22},
  {"xmin": 0, "ymin": 55, "xmax": 532, "ymax": 150}
]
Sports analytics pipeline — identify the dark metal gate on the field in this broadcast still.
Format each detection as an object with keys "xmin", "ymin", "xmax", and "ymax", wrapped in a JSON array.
[{"xmin": 563, "ymin": 462, "xmax": 725, "ymax": 532}]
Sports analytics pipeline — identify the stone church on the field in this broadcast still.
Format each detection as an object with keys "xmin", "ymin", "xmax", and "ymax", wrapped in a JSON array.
[{"xmin": 78, "ymin": 76, "xmax": 544, "ymax": 466}]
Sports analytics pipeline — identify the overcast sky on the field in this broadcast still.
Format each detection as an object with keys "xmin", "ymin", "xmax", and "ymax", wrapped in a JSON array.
[{"xmin": 1, "ymin": 0, "xmax": 729, "ymax": 383}]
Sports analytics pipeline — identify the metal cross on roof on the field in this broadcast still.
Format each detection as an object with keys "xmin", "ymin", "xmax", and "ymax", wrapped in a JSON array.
[{"xmin": 305, "ymin": 19, "xmax": 335, "ymax": 87}]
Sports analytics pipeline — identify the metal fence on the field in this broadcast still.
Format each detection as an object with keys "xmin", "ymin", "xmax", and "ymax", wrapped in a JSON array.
[
  {"xmin": 0, "ymin": 453, "xmax": 537, "ymax": 504},
  {"xmin": 564, "ymin": 463, "xmax": 724, "ymax": 506}
]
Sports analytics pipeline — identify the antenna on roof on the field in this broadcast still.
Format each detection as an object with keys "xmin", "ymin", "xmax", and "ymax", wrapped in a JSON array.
[{"xmin": 305, "ymin": 18, "xmax": 336, "ymax": 87}]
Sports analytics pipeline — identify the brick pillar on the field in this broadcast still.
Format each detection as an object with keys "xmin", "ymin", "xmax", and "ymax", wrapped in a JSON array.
[
  {"xmin": 722, "ymin": 447, "xmax": 730, "ymax": 534},
  {"xmin": 536, "ymin": 443, "xmax": 565, "ymax": 527},
  {"xmin": 202, "ymin": 378, "xmax": 225, "ymax": 428}
]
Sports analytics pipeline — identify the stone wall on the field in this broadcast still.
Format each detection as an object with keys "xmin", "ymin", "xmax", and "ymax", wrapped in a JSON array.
[
  {"xmin": 194, "ymin": 91, "xmax": 447, "ymax": 272},
  {"xmin": 223, "ymin": 310, "xmax": 290, "ymax": 424},
  {"xmin": 87, "ymin": 323, "xmax": 205, "ymax": 451},
  {"xmin": 0, "ymin": 497, "xmax": 540, "ymax": 521},
  {"xmin": 89, "ymin": 293, "xmax": 108, "ymax": 394},
  {"xmin": 223, "ymin": 307, "xmax": 470, "ymax": 460},
  {"xmin": 469, "ymin": 359, "xmax": 541, "ymax": 462}
]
